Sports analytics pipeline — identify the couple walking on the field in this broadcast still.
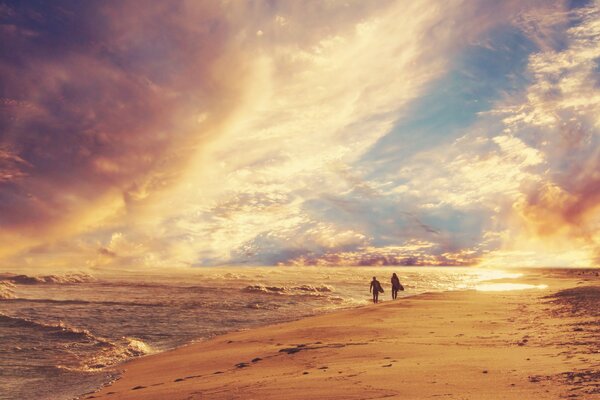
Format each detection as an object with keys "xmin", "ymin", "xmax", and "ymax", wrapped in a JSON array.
[{"xmin": 369, "ymin": 273, "xmax": 404, "ymax": 303}]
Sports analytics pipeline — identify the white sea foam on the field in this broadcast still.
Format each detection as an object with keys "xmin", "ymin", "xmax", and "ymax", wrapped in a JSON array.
[
  {"xmin": 0, "ymin": 272, "xmax": 95, "ymax": 285},
  {"xmin": 242, "ymin": 284, "xmax": 335, "ymax": 296},
  {"xmin": 81, "ymin": 337, "xmax": 154, "ymax": 371},
  {"xmin": 0, "ymin": 281, "xmax": 16, "ymax": 299},
  {"xmin": 0, "ymin": 311, "xmax": 153, "ymax": 376},
  {"xmin": 0, "ymin": 313, "xmax": 108, "ymax": 344},
  {"xmin": 293, "ymin": 284, "xmax": 334, "ymax": 293},
  {"xmin": 243, "ymin": 284, "xmax": 287, "ymax": 294}
]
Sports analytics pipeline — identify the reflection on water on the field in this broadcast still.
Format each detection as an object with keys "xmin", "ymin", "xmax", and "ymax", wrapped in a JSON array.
[
  {"xmin": 475, "ymin": 283, "xmax": 548, "ymax": 291},
  {"xmin": 477, "ymin": 271, "xmax": 523, "ymax": 280}
]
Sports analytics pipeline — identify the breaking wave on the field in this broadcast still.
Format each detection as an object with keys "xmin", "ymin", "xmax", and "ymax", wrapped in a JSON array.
[
  {"xmin": 294, "ymin": 284, "xmax": 334, "ymax": 293},
  {"xmin": 0, "ymin": 272, "xmax": 95, "ymax": 285},
  {"xmin": 2, "ymin": 297, "xmax": 166, "ymax": 307},
  {"xmin": 81, "ymin": 337, "xmax": 154, "ymax": 371},
  {"xmin": 0, "ymin": 313, "xmax": 152, "ymax": 371},
  {"xmin": 243, "ymin": 285, "xmax": 287, "ymax": 294},
  {"xmin": 0, "ymin": 313, "xmax": 110, "ymax": 344},
  {"xmin": 242, "ymin": 284, "xmax": 335, "ymax": 296},
  {"xmin": 0, "ymin": 280, "xmax": 16, "ymax": 299}
]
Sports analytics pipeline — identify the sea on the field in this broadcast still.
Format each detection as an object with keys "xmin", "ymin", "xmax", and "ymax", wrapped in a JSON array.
[{"xmin": 0, "ymin": 266, "xmax": 544, "ymax": 400}]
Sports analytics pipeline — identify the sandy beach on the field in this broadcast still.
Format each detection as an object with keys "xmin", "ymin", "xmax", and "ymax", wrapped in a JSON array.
[
  {"xmin": 87, "ymin": 272, "xmax": 599, "ymax": 400},
  {"xmin": 4, "ymin": 2, "xmax": 600, "ymax": 399}
]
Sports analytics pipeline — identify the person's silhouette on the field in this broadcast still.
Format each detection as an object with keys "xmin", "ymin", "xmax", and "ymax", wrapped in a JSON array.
[
  {"xmin": 369, "ymin": 276, "xmax": 383, "ymax": 303},
  {"xmin": 391, "ymin": 273, "xmax": 403, "ymax": 299}
]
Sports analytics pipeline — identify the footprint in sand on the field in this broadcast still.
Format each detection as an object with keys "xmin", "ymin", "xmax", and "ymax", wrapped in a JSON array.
[{"xmin": 131, "ymin": 386, "xmax": 146, "ymax": 390}]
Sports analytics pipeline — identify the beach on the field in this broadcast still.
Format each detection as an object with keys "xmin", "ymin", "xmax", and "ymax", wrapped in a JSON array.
[
  {"xmin": 2, "ymin": 267, "xmax": 544, "ymax": 399},
  {"xmin": 88, "ymin": 270, "xmax": 599, "ymax": 400},
  {"xmin": 4, "ymin": 2, "xmax": 600, "ymax": 399}
]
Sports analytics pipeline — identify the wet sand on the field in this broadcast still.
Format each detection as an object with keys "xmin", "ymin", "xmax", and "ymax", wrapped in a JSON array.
[{"xmin": 88, "ymin": 272, "xmax": 599, "ymax": 399}]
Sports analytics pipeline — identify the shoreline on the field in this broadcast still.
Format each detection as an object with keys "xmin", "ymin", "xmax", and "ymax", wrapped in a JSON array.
[
  {"xmin": 86, "ymin": 272, "xmax": 599, "ymax": 400},
  {"xmin": 4, "ymin": 266, "xmax": 545, "ymax": 400},
  {"xmin": 78, "ymin": 288, "xmax": 427, "ymax": 398},
  {"xmin": 74, "ymin": 286, "xmax": 507, "ymax": 397},
  {"xmin": 72, "ymin": 274, "xmax": 465, "ymax": 399}
]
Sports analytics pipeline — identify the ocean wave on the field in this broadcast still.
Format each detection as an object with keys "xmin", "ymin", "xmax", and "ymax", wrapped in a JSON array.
[
  {"xmin": 243, "ymin": 285, "xmax": 287, "ymax": 294},
  {"xmin": 242, "ymin": 284, "xmax": 336, "ymax": 297},
  {"xmin": 1, "ymin": 312, "xmax": 153, "ymax": 372},
  {"xmin": 82, "ymin": 337, "xmax": 154, "ymax": 371},
  {"xmin": 293, "ymin": 284, "xmax": 334, "ymax": 293},
  {"xmin": 0, "ymin": 280, "xmax": 16, "ymax": 299},
  {"xmin": 0, "ymin": 313, "xmax": 110, "ymax": 345},
  {"xmin": 0, "ymin": 272, "xmax": 95, "ymax": 285},
  {"xmin": 55, "ymin": 343, "xmax": 152, "ymax": 372},
  {"xmin": 3, "ymin": 297, "xmax": 166, "ymax": 307}
]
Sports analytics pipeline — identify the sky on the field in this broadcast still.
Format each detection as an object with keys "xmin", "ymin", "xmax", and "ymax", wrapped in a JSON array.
[{"xmin": 1, "ymin": 0, "xmax": 599, "ymax": 270}]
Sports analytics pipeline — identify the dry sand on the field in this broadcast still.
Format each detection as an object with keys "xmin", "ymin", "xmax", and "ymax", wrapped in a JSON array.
[{"xmin": 87, "ymin": 271, "xmax": 599, "ymax": 399}]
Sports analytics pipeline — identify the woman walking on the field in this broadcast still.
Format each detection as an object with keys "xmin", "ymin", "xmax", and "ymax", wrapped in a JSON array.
[{"xmin": 391, "ymin": 273, "xmax": 404, "ymax": 300}]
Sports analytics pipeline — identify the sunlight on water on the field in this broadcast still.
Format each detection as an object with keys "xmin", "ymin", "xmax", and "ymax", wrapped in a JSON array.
[
  {"xmin": 475, "ymin": 270, "xmax": 524, "ymax": 281},
  {"xmin": 475, "ymin": 283, "xmax": 548, "ymax": 292}
]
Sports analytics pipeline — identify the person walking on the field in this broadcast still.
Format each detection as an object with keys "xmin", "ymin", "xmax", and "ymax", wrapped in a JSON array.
[
  {"xmin": 391, "ymin": 273, "xmax": 404, "ymax": 299},
  {"xmin": 369, "ymin": 276, "xmax": 383, "ymax": 303}
]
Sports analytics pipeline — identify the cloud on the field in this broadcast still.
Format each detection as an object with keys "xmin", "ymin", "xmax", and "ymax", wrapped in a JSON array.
[
  {"xmin": 3, "ymin": 0, "xmax": 598, "ymax": 269},
  {"xmin": 482, "ymin": 2, "xmax": 600, "ymax": 266},
  {"xmin": 280, "ymin": 241, "xmax": 481, "ymax": 267},
  {"xmin": 0, "ymin": 145, "xmax": 31, "ymax": 182},
  {"xmin": 0, "ymin": 1, "xmax": 258, "ymax": 255}
]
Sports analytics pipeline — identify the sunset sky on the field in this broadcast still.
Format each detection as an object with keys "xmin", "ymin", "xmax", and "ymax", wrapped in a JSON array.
[{"xmin": 1, "ymin": 0, "xmax": 599, "ymax": 269}]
